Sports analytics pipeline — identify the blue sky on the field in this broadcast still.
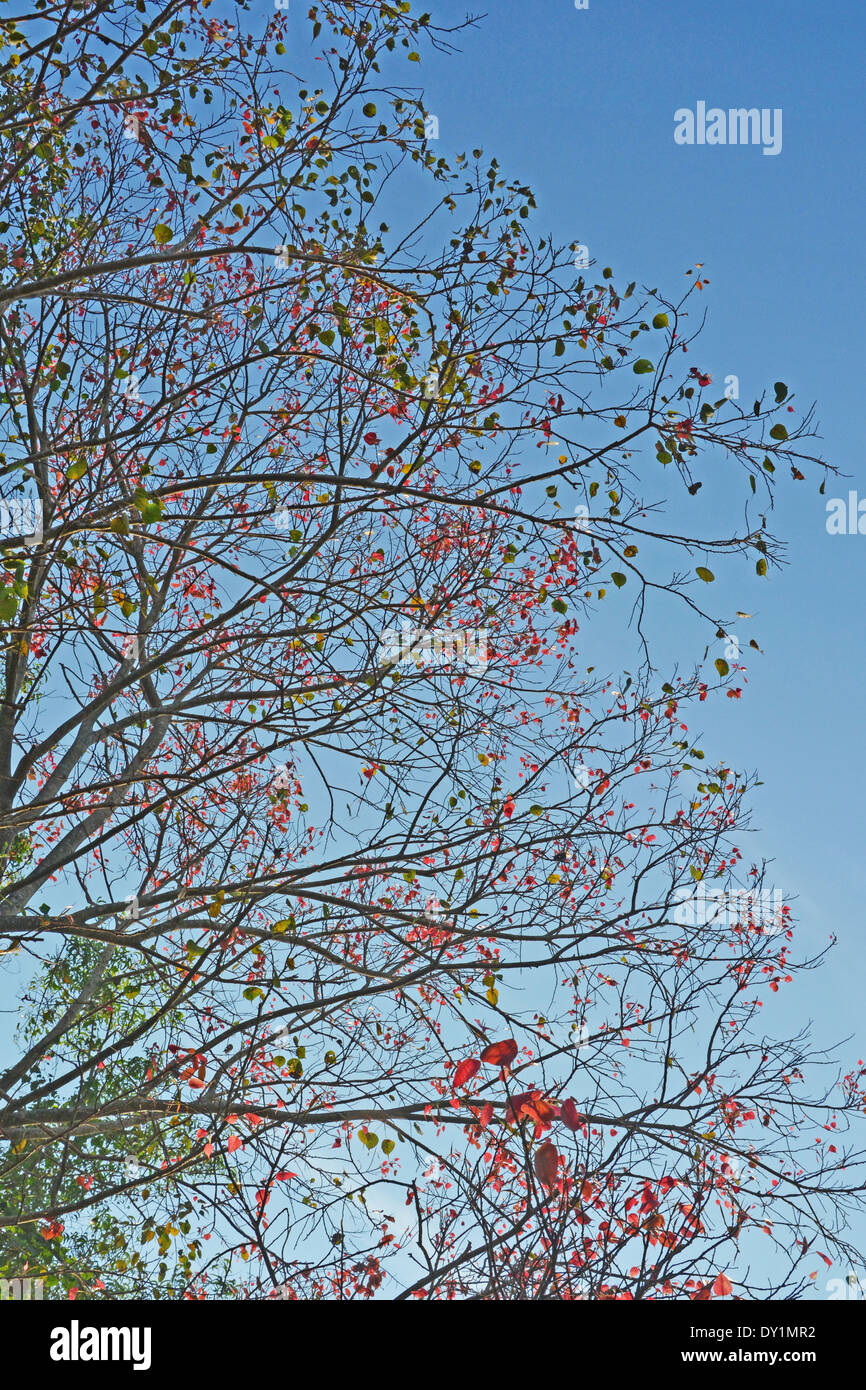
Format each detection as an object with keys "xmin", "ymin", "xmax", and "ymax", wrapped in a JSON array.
[{"xmin": 405, "ymin": 0, "xmax": 866, "ymax": 1285}]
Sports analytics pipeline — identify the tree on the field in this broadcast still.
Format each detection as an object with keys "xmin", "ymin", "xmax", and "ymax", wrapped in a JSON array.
[{"xmin": 0, "ymin": 0, "xmax": 861, "ymax": 1301}]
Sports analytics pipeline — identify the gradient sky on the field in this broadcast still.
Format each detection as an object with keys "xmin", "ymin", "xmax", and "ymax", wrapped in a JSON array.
[{"xmin": 408, "ymin": 0, "xmax": 866, "ymax": 1287}]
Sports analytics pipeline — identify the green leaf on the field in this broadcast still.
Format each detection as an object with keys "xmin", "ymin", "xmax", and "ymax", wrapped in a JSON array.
[
  {"xmin": 633, "ymin": 358, "xmax": 654, "ymax": 375},
  {"xmin": 714, "ymin": 658, "xmax": 729, "ymax": 677},
  {"xmin": 554, "ymin": 338, "xmax": 565, "ymax": 356},
  {"xmin": 773, "ymin": 382, "xmax": 787, "ymax": 403},
  {"xmin": 0, "ymin": 587, "xmax": 18, "ymax": 622},
  {"xmin": 362, "ymin": 103, "xmax": 376, "ymax": 118},
  {"xmin": 153, "ymin": 224, "xmax": 173, "ymax": 245},
  {"xmin": 652, "ymin": 312, "xmax": 669, "ymax": 329},
  {"xmin": 242, "ymin": 986, "xmax": 264, "ymax": 1001},
  {"xmin": 756, "ymin": 557, "xmax": 768, "ymax": 577},
  {"xmin": 611, "ymin": 571, "xmax": 627, "ymax": 588},
  {"xmin": 381, "ymin": 1139, "xmax": 395, "ymax": 1154},
  {"xmin": 769, "ymin": 424, "xmax": 788, "ymax": 441},
  {"xmin": 551, "ymin": 598, "xmax": 567, "ymax": 615},
  {"xmin": 695, "ymin": 567, "xmax": 715, "ymax": 583},
  {"xmin": 66, "ymin": 459, "xmax": 87, "ymax": 482}
]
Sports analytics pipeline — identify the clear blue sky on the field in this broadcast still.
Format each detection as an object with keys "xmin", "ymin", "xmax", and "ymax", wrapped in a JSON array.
[{"xmin": 414, "ymin": 0, "xmax": 865, "ymax": 1036}]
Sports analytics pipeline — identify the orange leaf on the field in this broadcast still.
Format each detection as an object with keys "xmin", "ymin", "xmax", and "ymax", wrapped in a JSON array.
[{"xmin": 533, "ymin": 1141, "xmax": 559, "ymax": 1189}]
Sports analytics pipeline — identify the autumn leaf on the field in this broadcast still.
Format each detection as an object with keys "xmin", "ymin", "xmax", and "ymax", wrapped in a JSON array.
[
  {"xmin": 533, "ymin": 1141, "xmax": 559, "ymax": 1188},
  {"xmin": 480, "ymin": 1038, "xmax": 518, "ymax": 1068},
  {"xmin": 452, "ymin": 1057, "xmax": 480, "ymax": 1090},
  {"xmin": 560, "ymin": 1098, "xmax": 583, "ymax": 1131}
]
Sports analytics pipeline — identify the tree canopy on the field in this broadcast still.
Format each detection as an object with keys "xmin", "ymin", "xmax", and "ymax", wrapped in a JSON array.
[{"xmin": 0, "ymin": 0, "xmax": 861, "ymax": 1301}]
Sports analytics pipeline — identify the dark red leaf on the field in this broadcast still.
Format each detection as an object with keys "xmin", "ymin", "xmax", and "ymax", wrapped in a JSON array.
[{"xmin": 480, "ymin": 1038, "xmax": 518, "ymax": 1068}]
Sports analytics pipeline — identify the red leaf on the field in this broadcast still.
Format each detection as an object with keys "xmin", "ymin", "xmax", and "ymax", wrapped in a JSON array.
[
  {"xmin": 560, "ymin": 1098, "xmax": 583, "ymax": 1131},
  {"xmin": 529, "ymin": 1095, "xmax": 558, "ymax": 1124},
  {"xmin": 506, "ymin": 1090, "xmax": 535, "ymax": 1124},
  {"xmin": 227, "ymin": 1135, "xmax": 243, "ymax": 1153},
  {"xmin": 452, "ymin": 1057, "xmax": 481, "ymax": 1090},
  {"xmin": 533, "ymin": 1142, "xmax": 559, "ymax": 1189},
  {"xmin": 713, "ymin": 1273, "xmax": 733, "ymax": 1298},
  {"xmin": 480, "ymin": 1038, "xmax": 518, "ymax": 1068}
]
